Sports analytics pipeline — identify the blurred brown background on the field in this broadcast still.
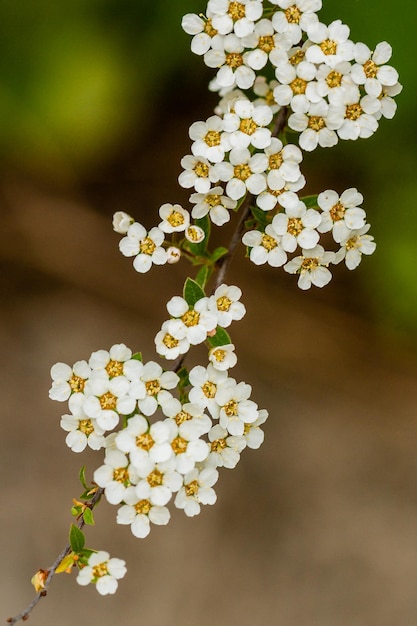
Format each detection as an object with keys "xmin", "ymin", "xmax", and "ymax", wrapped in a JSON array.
[{"xmin": 2, "ymin": 1, "xmax": 417, "ymax": 625}]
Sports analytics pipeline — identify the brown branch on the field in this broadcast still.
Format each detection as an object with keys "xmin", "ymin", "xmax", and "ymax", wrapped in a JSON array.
[{"xmin": 6, "ymin": 487, "xmax": 104, "ymax": 625}]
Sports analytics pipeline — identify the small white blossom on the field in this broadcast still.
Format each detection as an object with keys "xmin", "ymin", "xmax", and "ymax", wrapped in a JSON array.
[
  {"xmin": 273, "ymin": 59, "xmax": 319, "ymax": 110},
  {"xmin": 155, "ymin": 320, "xmax": 190, "ymax": 360},
  {"xmin": 115, "ymin": 415, "xmax": 173, "ymax": 472},
  {"xmin": 351, "ymin": 41, "xmax": 399, "ymax": 96},
  {"xmin": 185, "ymin": 225, "xmax": 206, "ymax": 244},
  {"xmin": 214, "ymin": 147, "xmax": 268, "ymax": 200},
  {"xmin": 94, "ymin": 450, "xmax": 139, "ymax": 505},
  {"xmin": 189, "ymin": 115, "xmax": 231, "ymax": 163},
  {"xmin": 117, "ymin": 488, "xmax": 170, "ymax": 538},
  {"xmin": 60, "ymin": 396, "xmax": 105, "ymax": 452},
  {"xmin": 188, "ymin": 363, "xmax": 229, "ymax": 416},
  {"xmin": 112, "ymin": 211, "xmax": 134, "ymax": 234},
  {"xmin": 179, "ymin": 155, "xmax": 220, "ymax": 193},
  {"xmin": 49, "ymin": 360, "xmax": 91, "ymax": 402},
  {"xmin": 337, "ymin": 224, "xmax": 376, "ymax": 270},
  {"xmin": 174, "ymin": 467, "xmax": 219, "ymax": 516},
  {"xmin": 317, "ymin": 188, "xmax": 366, "ymax": 242},
  {"xmin": 288, "ymin": 99, "xmax": 343, "ymax": 151},
  {"xmin": 207, "ymin": 283, "xmax": 246, "ymax": 328},
  {"xmin": 166, "ymin": 246, "xmax": 181, "ymax": 264},
  {"xmin": 284, "ymin": 244, "xmax": 336, "ymax": 289},
  {"xmin": 242, "ymin": 408, "xmax": 268, "ymax": 449},
  {"xmin": 182, "ymin": 14, "xmax": 222, "ymax": 56},
  {"xmin": 190, "ymin": 186, "xmax": 237, "ymax": 227},
  {"xmin": 207, "ymin": 0, "xmax": 263, "ymax": 38},
  {"xmin": 216, "ymin": 379, "xmax": 259, "ymax": 436},
  {"xmin": 241, "ymin": 19, "xmax": 292, "ymax": 69},
  {"xmin": 165, "ymin": 418, "xmax": 210, "ymax": 475},
  {"xmin": 204, "ymin": 34, "xmax": 256, "ymax": 89},
  {"xmin": 76, "ymin": 551, "xmax": 126, "ymax": 595},
  {"xmin": 206, "ymin": 424, "xmax": 246, "ymax": 468},
  {"xmin": 166, "ymin": 296, "xmax": 218, "ymax": 345},
  {"xmin": 242, "ymin": 225, "xmax": 287, "ymax": 267},
  {"xmin": 159, "ymin": 203, "xmax": 190, "ymax": 233},
  {"xmin": 119, "ymin": 223, "xmax": 168, "ymax": 273},
  {"xmin": 209, "ymin": 344, "xmax": 238, "ymax": 371},
  {"xmin": 223, "ymin": 99, "xmax": 273, "ymax": 149},
  {"xmin": 272, "ymin": 197, "xmax": 321, "ymax": 252},
  {"xmin": 306, "ymin": 19, "xmax": 355, "ymax": 68},
  {"xmin": 271, "ymin": 0, "xmax": 321, "ymax": 45}
]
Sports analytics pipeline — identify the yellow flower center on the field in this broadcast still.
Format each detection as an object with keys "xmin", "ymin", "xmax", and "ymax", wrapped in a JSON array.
[
  {"xmin": 202, "ymin": 381, "xmax": 217, "ymax": 398},
  {"xmin": 308, "ymin": 116, "xmax": 326, "ymax": 131},
  {"xmin": 239, "ymin": 118, "xmax": 257, "ymax": 135},
  {"xmin": 226, "ymin": 52, "xmax": 244, "ymax": 69},
  {"xmin": 320, "ymin": 39, "xmax": 337, "ymax": 56},
  {"xmin": 211, "ymin": 438, "xmax": 227, "ymax": 452},
  {"xmin": 234, "ymin": 164, "xmax": 251, "ymax": 181},
  {"xmin": 193, "ymin": 162, "xmax": 209, "ymax": 178},
  {"xmin": 99, "ymin": 391, "xmax": 117, "ymax": 411},
  {"xmin": 290, "ymin": 77, "xmax": 307, "ymax": 95},
  {"xmin": 329, "ymin": 202, "xmax": 345, "ymax": 221},
  {"xmin": 135, "ymin": 499, "xmax": 151, "ymax": 515},
  {"xmin": 145, "ymin": 379, "xmax": 161, "ymax": 396},
  {"xmin": 185, "ymin": 480, "xmax": 200, "ymax": 497},
  {"xmin": 326, "ymin": 70, "xmax": 343, "ymax": 88},
  {"xmin": 217, "ymin": 295, "xmax": 232, "ymax": 311},
  {"xmin": 136, "ymin": 433, "xmax": 154, "ymax": 450},
  {"xmin": 228, "ymin": 1, "xmax": 245, "ymax": 20},
  {"xmin": 163, "ymin": 333, "xmax": 179, "ymax": 349},
  {"xmin": 258, "ymin": 35, "xmax": 275, "ymax": 53},
  {"xmin": 69, "ymin": 375, "xmax": 85, "ymax": 393},
  {"xmin": 175, "ymin": 410, "xmax": 192, "ymax": 425},
  {"xmin": 285, "ymin": 5, "xmax": 302, "ymax": 24},
  {"xmin": 205, "ymin": 130, "xmax": 222, "ymax": 146},
  {"xmin": 79, "ymin": 419, "xmax": 94, "ymax": 436},
  {"xmin": 92, "ymin": 563, "xmax": 108, "ymax": 579},
  {"xmin": 301, "ymin": 257, "xmax": 319, "ymax": 271},
  {"xmin": 346, "ymin": 103, "xmax": 363, "ymax": 120},
  {"xmin": 204, "ymin": 18, "xmax": 217, "ymax": 37},
  {"xmin": 147, "ymin": 469, "xmax": 164, "ymax": 487},
  {"xmin": 167, "ymin": 211, "xmax": 185, "ymax": 228},
  {"xmin": 223, "ymin": 399, "xmax": 238, "ymax": 417},
  {"xmin": 262, "ymin": 233, "xmax": 277, "ymax": 251},
  {"xmin": 289, "ymin": 50, "xmax": 305, "ymax": 65},
  {"xmin": 140, "ymin": 237, "xmax": 156, "ymax": 255},
  {"xmin": 105, "ymin": 360, "xmax": 124, "ymax": 378},
  {"xmin": 205, "ymin": 193, "xmax": 221, "ymax": 207},
  {"xmin": 287, "ymin": 217, "xmax": 303, "ymax": 236},
  {"xmin": 113, "ymin": 467, "xmax": 130, "ymax": 485},
  {"xmin": 269, "ymin": 152, "xmax": 283, "ymax": 169},
  {"xmin": 181, "ymin": 309, "xmax": 200, "ymax": 327},
  {"xmin": 212, "ymin": 349, "xmax": 226, "ymax": 362},
  {"xmin": 363, "ymin": 59, "xmax": 378, "ymax": 79},
  {"xmin": 171, "ymin": 436, "xmax": 188, "ymax": 455}
]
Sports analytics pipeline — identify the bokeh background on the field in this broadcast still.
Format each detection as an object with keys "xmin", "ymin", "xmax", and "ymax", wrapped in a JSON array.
[{"xmin": 2, "ymin": 1, "xmax": 417, "ymax": 625}]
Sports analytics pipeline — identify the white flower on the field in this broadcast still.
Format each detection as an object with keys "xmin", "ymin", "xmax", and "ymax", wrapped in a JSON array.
[
  {"xmin": 207, "ymin": 0, "xmax": 263, "ymax": 38},
  {"xmin": 82, "ymin": 373, "xmax": 135, "ymax": 430},
  {"xmin": 119, "ymin": 223, "xmax": 168, "ymax": 273},
  {"xmin": 188, "ymin": 363, "xmax": 229, "ymax": 416},
  {"xmin": 209, "ymin": 344, "xmax": 238, "ymax": 371},
  {"xmin": 223, "ymin": 99, "xmax": 273, "ymax": 149},
  {"xmin": 375, "ymin": 82, "xmax": 402, "ymax": 120},
  {"xmin": 76, "ymin": 551, "xmax": 126, "ymax": 595},
  {"xmin": 115, "ymin": 415, "xmax": 173, "ymax": 473},
  {"xmin": 273, "ymin": 59, "xmax": 319, "ymax": 110},
  {"xmin": 166, "ymin": 246, "xmax": 181, "ymax": 264},
  {"xmin": 284, "ymin": 244, "xmax": 336, "ymax": 289},
  {"xmin": 331, "ymin": 92, "xmax": 380, "ymax": 141},
  {"xmin": 214, "ymin": 147, "xmax": 268, "ymax": 200},
  {"xmin": 166, "ymin": 296, "xmax": 218, "ymax": 345},
  {"xmin": 117, "ymin": 488, "xmax": 170, "ymax": 538},
  {"xmin": 165, "ymin": 402, "xmax": 213, "ymax": 438},
  {"xmin": 185, "ymin": 225, "xmax": 206, "ymax": 243},
  {"xmin": 88, "ymin": 343, "xmax": 142, "ymax": 381},
  {"xmin": 182, "ymin": 14, "xmax": 222, "ymax": 56},
  {"xmin": 112, "ymin": 211, "xmax": 134, "ymax": 234},
  {"xmin": 241, "ymin": 18, "xmax": 292, "ymax": 69},
  {"xmin": 94, "ymin": 450, "xmax": 139, "ymax": 505},
  {"xmin": 288, "ymin": 99, "xmax": 343, "ymax": 151},
  {"xmin": 216, "ymin": 379, "xmax": 259, "ymax": 436},
  {"xmin": 207, "ymin": 283, "xmax": 246, "ymax": 327},
  {"xmin": 271, "ymin": 0, "xmax": 321, "ymax": 44},
  {"xmin": 130, "ymin": 360, "xmax": 179, "ymax": 417},
  {"xmin": 154, "ymin": 319, "xmax": 190, "ymax": 360},
  {"xmin": 351, "ymin": 41, "xmax": 399, "ymax": 96},
  {"xmin": 49, "ymin": 359, "xmax": 91, "ymax": 402},
  {"xmin": 242, "ymin": 408, "xmax": 268, "ymax": 449},
  {"xmin": 337, "ymin": 224, "xmax": 376, "ymax": 270},
  {"xmin": 134, "ymin": 458, "xmax": 183, "ymax": 507},
  {"xmin": 317, "ymin": 188, "xmax": 366, "ymax": 242},
  {"xmin": 158, "ymin": 203, "xmax": 190, "ymax": 233},
  {"xmin": 178, "ymin": 154, "xmax": 220, "ymax": 193},
  {"xmin": 256, "ymin": 175, "xmax": 306, "ymax": 212},
  {"xmin": 60, "ymin": 396, "xmax": 105, "ymax": 452},
  {"xmin": 190, "ymin": 186, "xmax": 237, "ymax": 226},
  {"xmin": 204, "ymin": 33, "xmax": 256, "ymax": 89},
  {"xmin": 189, "ymin": 115, "xmax": 231, "ymax": 163},
  {"xmin": 206, "ymin": 424, "xmax": 246, "ymax": 468},
  {"xmin": 265, "ymin": 138, "xmax": 303, "ymax": 187},
  {"xmin": 306, "ymin": 19, "xmax": 355, "ymax": 68},
  {"xmin": 252, "ymin": 76, "xmax": 281, "ymax": 113},
  {"xmin": 314, "ymin": 61, "xmax": 357, "ymax": 103},
  {"xmin": 272, "ymin": 197, "xmax": 321, "ymax": 252},
  {"xmin": 242, "ymin": 225, "xmax": 287, "ymax": 267},
  {"xmin": 166, "ymin": 418, "xmax": 210, "ymax": 474},
  {"xmin": 174, "ymin": 467, "xmax": 219, "ymax": 516}
]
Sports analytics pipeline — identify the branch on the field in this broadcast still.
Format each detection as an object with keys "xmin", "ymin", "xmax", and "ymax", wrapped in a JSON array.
[{"xmin": 6, "ymin": 488, "xmax": 104, "ymax": 625}]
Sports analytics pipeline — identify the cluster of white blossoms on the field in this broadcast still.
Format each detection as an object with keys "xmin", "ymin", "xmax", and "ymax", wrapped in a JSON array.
[{"xmin": 45, "ymin": 0, "xmax": 400, "ymax": 599}]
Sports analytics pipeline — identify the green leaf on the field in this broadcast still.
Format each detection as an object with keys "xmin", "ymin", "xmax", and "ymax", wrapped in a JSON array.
[
  {"xmin": 183, "ymin": 277, "xmax": 206, "ymax": 307},
  {"xmin": 250, "ymin": 205, "xmax": 269, "ymax": 228},
  {"xmin": 83, "ymin": 507, "xmax": 95, "ymax": 526},
  {"xmin": 79, "ymin": 466, "xmax": 88, "ymax": 491},
  {"xmin": 131, "ymin": 352, "xmax": 143, "ymax": 362},
  {"xmin": 177, "ymin": 366, "xmax": 190, "ymax": 389},
  {"xmin": 211, "ymin": 247, "xmax": 228, "ymax": 262},
  {"xmin": 195, "ymin": 265, "xmax": 211, "ymax": 289},
  {"xmin": 56, "ymin": 554, "xmax": 76, "ymax": 574},
  {"xmin": 207, "ymin": 327, "xmax": 232, "ymax": 348},
  {"xmin": 69, "ymin": 524, "xmax": 85, "ymax": 553},
  {"xmin": 301, "ymin": 194, "xmax": 319, "ymax": 209}
]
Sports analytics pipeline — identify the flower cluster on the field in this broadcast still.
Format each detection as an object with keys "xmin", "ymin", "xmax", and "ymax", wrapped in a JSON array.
[{"xmin": 43, "ymin": 0, "xmax": 400, "ymax": 601}]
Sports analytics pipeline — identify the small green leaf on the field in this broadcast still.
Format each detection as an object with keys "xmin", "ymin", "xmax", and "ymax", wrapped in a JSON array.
[
  {"xmin": 211, "ymin": 247, "xmax": 228, "ymax": 262},
  {"xmin": 56, "ymin": 554, "xmax": 76, "ymax": 574},
  {"xmin": 83, "ymin": 507, "xmax": 95, "ymax": 526},
  {"xmin": 250, "ymin": 205, "xmax": 270, "ymax": 228},
  {"xmin": 79, "ymin": 466, "xmax": 88, "ymax": 491},
  {"xmin": 195, "ymin": 265, "xmax": 211, "ymax": 289},
  {"xmin": 207, "ymin": 327, "xmax": 232, "ymax": 348},
  {"xmin": 183, "ymin": 277, "xmax": 206, "ymax": 306},
  {"xmin": 177, "ymin": 366, "xmax": 190, "ymax": 389},
  {"xmin": 131, "ymin": 352, "xmax": 143, "ymax": 362},
  {"xmin": 69, "ymin": 524, "xmax": 85, "ymax": 553},
  {"xmin": 301, "ymin": 194, "xmax": 319, "ymax": 209}
]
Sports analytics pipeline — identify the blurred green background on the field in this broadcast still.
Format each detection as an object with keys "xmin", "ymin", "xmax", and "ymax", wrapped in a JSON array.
[{"xmin": 0, "ymin": 0, "xmax": 414, "ymax": 337}]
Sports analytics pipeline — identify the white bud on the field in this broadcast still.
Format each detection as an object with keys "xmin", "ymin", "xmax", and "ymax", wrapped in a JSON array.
[
  {"xmin": 166, "ymin": 246, "xmax": 181, "ymax": 264},
  {"xmin": 113, "ymin": 211, "xmax": 134, "ymax": 234},
  {"xmin": 185, "ymin": 225, "xmax": 205, "ymax": 244}
]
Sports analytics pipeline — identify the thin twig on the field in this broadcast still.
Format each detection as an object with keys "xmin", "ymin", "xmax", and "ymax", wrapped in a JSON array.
[{"xmin": 6, "ymin": 488, "xmax": 104, "ymax": 625}]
